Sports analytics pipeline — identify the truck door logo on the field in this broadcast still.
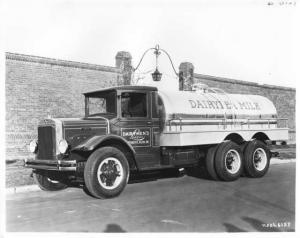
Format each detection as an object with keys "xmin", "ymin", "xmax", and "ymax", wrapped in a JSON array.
[{"xmin": 121, "ymin": 128, "xmax": 150, "ymax": 147}]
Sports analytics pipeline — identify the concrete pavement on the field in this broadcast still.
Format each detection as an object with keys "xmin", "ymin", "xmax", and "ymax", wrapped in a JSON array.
[{"xmin": 6, "ymin": 163, "xmax": 295, "ymax": 232}]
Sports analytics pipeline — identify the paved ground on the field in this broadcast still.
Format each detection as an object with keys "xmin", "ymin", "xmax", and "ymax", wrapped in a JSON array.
[{"xmin": 6, "ymin": 163, "xmax": 295, "ymax": 232}]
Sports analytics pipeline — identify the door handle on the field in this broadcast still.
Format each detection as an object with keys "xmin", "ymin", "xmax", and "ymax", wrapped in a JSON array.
[{"xmin": 147, "ymin": 121, "xmax": 152, "ymax": 125}]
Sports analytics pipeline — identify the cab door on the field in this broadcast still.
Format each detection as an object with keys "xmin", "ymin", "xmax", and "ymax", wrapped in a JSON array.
[{"xmin": 117, "ymin": 90, "xmax": 161, "ymax": 170}]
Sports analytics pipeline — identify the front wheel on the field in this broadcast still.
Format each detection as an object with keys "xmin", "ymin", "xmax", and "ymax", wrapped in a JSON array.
[
  {"xmin": 33, "ymin": 172, "xmax": 68, "ymax": 191},
  {"xmin": 84, "ymin": 146, "xmax": 129, "ymax": 199},
  {"xmin": 243, "ymin": 140, "xmax": 270, "ymax": 178}
]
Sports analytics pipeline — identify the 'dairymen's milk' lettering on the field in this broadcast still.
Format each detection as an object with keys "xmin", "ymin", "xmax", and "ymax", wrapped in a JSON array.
[{"xmin": 189, "ymin": 99, "xmax": 260, "ymax": 111}]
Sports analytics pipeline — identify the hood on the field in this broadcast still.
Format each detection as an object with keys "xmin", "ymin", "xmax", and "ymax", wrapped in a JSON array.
[
  {"xmin": 38, "ymin": 117, "xmax": 109, "ymax": 150},
  {"xmin": 59, "ymin": 117, "xmax": 108, "ymax": 128},
  {"xmin": 60, "ymin": 117, "xmax": 109, "ymax": 148}
]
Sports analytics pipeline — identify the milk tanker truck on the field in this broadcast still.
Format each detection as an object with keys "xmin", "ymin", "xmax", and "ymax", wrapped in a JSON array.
[{"xmin": 25, "ymin": 84, "xmax": 289, "ymax": 199}]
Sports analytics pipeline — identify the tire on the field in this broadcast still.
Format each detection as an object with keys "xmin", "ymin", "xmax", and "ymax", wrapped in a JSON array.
[
  {"xmin": 33, "ymin": 172, "xmax": 68, "ymax": 191},
  {"xmin": 214, "ymin": 141, "xmax": 243, "ymax": 181},
  {"xmin": 205, "ymin": 145, "xmax": 220, "ymax": 180},
  {"xmin": 83, "ymin": 185, "xmax": 96, "ymax": 198},
  {"xmin": 84, "ymin": 146, "xmax": 129, "ymax": 199},
  {"xmin": 243, "ymin": 140, "xmax": 270, "ymax": 178}
]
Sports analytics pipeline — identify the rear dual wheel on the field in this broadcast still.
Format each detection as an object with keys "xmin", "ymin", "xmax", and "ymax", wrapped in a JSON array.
[
  {"xmin": 214, "ymin": 141, "xmax": 243, "ymax": 181},
  {"xmin": 243, "ymin": 140, "xmax": 270, "ymax": 178},
  {"xmin": 205, "ymin": 145, "xmax": 219, "ymax": 180},
  {"xmin": 205, "ymin": 141, "xmax": 243, "ymax": 181},
  {"xmin": 205, "ymin": 140, "xmax": 270, "ymax": 181}
]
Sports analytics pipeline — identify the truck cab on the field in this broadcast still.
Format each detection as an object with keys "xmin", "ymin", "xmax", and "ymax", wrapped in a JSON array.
[{"xmin": 83, "ymin": 86, "xmax": 164, "ymax": 170}]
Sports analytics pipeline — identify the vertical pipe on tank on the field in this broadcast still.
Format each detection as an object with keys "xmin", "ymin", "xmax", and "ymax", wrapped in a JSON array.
[
  {"xmin": 179, "ymin": 62, "xmax": 194, "ymax": 91},
  {"xmin": 179, "ymin": 72, "xmax": 184, "ymax": 91},
  {"xmin": 115, "ymin": 51, "xmax": 132, "ymax": 85}
]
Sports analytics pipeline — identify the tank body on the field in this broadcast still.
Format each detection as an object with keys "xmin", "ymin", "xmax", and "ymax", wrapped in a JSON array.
[
  {"xmin": 156, "ymin": 89, "xmax": 288, "ymax": 146},
  {"xmin": 158, "ymin": 90, "xmax": 277, "ymax": 133}
]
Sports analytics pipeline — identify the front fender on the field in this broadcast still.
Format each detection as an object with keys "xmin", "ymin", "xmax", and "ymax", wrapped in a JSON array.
[{"xmin": 71, "ymin": 134, "xmax": 136, "ymax": 156}]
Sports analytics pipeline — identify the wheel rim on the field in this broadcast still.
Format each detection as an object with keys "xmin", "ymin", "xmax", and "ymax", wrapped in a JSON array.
[
  {"xmin": 225, "ymin": 149, "xmax": 241, "ymax": 174},
  {"xmin": 97, "ymin": 157, "xmax": 124, "ymax": 190},
  {"xmin": 253, "ymin": 148, "xmax": 267, "ymax": 171},
  {"xmin": 47, "ymin": 178, "xmax": 59, "ymax": 184}
]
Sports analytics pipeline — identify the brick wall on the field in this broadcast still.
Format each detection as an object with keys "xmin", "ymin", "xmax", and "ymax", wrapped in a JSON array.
[
  {"xmin": 194, "ymin": 73, "xmax": 296, "ymax": 141},
  {"xmin": 6, "ymin": 53, "xmax": 124, "ymax": 160}
]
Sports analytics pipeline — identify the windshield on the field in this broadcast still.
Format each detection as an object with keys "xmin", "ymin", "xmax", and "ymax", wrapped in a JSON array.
[{"xmin": 86, "ymin": 91, "xmax": 116, "ymax": 117}]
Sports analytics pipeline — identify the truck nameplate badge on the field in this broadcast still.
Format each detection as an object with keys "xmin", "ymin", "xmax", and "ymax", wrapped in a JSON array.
[{"xmin": 121, "ymin": 128, "xmax": 150, "ymax": 147}]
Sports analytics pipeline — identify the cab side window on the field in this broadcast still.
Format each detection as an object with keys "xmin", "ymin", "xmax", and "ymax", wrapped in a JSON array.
[{"xmin": 121, "ymin": 92, "xmax": 147, "ymax": 118}]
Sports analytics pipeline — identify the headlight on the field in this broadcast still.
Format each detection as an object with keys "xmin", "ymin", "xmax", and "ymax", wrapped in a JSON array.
[
  {"xmin": 29, "ymin": 140, "xmax": 38, "ymax": 153},
  {"xmin": 58, "ymin": 139, "xmax": 68, "ymax": 154}
]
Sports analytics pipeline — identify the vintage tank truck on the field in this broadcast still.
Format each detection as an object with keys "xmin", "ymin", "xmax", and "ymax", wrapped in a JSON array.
[{"xmin": 25, "ymin": 84, "xmax": 289, "ymax": 199}]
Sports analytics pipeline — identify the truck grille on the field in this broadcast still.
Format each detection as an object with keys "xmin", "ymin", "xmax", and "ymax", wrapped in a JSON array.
[{"xmin": 38, "ymin": 126, "xmax": 56, "ymax": 160}]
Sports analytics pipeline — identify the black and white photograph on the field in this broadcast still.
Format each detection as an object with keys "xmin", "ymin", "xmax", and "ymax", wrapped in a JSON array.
[{"xmin": 1, "ymin": 0, "xmax": 298, "ymax": 235}]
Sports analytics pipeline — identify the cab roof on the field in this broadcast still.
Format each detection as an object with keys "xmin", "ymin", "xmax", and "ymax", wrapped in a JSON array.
[{"xmin": 84, "ymin": 85, "xmax": 158, "ymax": 97}]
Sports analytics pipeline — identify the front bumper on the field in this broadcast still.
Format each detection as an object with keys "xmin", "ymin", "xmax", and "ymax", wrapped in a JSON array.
[{"xmin": 24, "ymin": 158, "xmax": 77, "ymax": 171}]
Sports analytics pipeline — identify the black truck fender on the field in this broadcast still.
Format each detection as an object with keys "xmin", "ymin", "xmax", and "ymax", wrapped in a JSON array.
[{"xmin": 71, "ymin": 134, "xmax": 138, "ymax": 170}]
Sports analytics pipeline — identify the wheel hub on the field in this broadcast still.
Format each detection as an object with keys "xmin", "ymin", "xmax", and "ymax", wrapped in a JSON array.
[
  {"xmin": 253, "ymin": 148, "xmax": 267, "ymax": 171},
  {"xmin": 97, "ymin": 157, "xmax": 124, "ymax": 190},
  {"xmin": 225, "ymin": 150, "xmax": 241, "ymax": 174}
]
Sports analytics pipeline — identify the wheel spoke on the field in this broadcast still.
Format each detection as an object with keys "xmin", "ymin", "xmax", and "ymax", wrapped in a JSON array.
[
  {"xmin": 101, "ymin": 163, "xmax": 108, "ymax": 173},
  {"xmin": 108, "ymin": 160, "xmax": 115, "ymax": 168},
  {"xmin": 99, "ymin": 173, "xmax": 107, "ymax": 182},
  {"xmin": 105, "ymin": 178, "xmax": 113, "ymax": 186}
]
